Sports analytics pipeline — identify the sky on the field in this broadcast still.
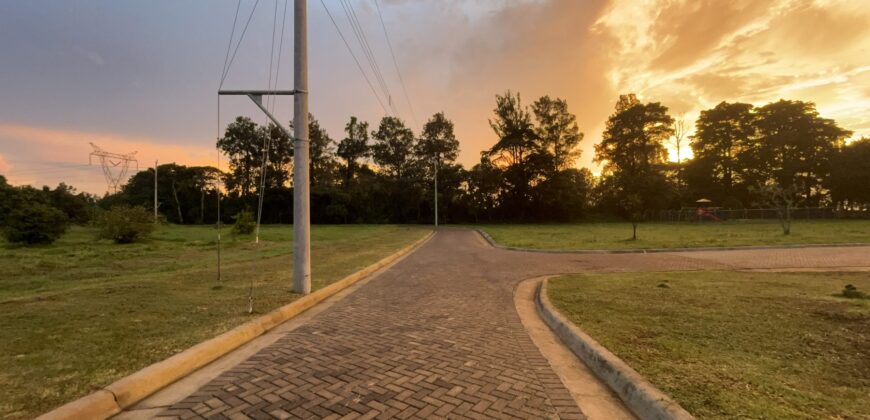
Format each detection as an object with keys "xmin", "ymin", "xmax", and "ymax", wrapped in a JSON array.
[{"xmin": 0, "ymin": 0, "xmax": 868, "ymax": 194}]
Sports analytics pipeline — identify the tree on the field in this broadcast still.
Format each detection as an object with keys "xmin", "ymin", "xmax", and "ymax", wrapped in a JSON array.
[
  {"xmin": 487, "ymin": 91, "xmax": 541, "ymax": 219},
  {"xmin": 308, "ymin": 114, "xmax": 338, "ymax": 187},
  {"xmin": 465, "ymin": 155, "xmax": 502, "ymax": 222},
  {"xmin": 747, "ymin": 100, "xmax": 850, "ymax": 206},
  {"xmin": 1, "ymin": 185, "xmax": 68, "ymax": 245},
  {"xmin": 47, "ymin": 183, "xmax": 96, "ymax": 224},
  {"xmin": 687, "ymin": 102, "xmax": 755, "ymax": 205},
  {"xmin": 417, "ymin": 112, "xmax": 460, "ymax": 164},
  {"xmin": 488, "ymin": 91, "xmax": 537, "ymax": 167},
  {"xmin": 118, "ymin": 164, "xmax": 220, "ymax": 224},
  {"xmin": 371, "ymin": 116, "xmax": 416, "ymax": 178},
  {"xmin": 217, "ymin": 117, "xmax": 261, "ymax": 197},
  {"xmin": 336, "ymin": 116, "xmax": 370, "ymax": 187},
  {"xmin": 417, "ymin": 112, "xmax": 461, "ymax": 222},
  {"xmin": 531, "ymin": 96, "xmax": 583, "ymax": 173},
  {"xmin": 751, "ymin": 181, "xmax": 802, "ymax": 235},
  {"xmin": 829, "ymin": 138, "xmax": 870, "ymax": 209},
  {"xmin": 595, "ymin": 94, "xmax": 674, "ymax": 239},
  {"xmin": 97, "ymin": 205, "xmax": 155, "ymax": 243},
  {"xmin": 0, "ymin": 175, "xmax": 13, "ymax": 226}
]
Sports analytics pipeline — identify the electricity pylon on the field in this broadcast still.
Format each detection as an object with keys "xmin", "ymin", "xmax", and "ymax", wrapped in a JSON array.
[{"xmin": 89, "ymin": 142, "xmax": 138, "ymax": 193}]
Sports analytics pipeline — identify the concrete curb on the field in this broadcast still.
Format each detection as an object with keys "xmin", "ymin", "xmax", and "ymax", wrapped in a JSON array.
[
  {"xmin": 536, "ymin": 277, "xmax": 695, "ymax": 420},
  {"xmin": 475, "ymin": 228, "xmax": 870, "ymax": 254},
  {"xmin": 36, "ymin": 230, "xmax": 434, "ymax": 420}
]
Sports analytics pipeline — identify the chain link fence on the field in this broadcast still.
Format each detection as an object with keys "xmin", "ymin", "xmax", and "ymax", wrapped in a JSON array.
[{"xmin": 652, "ymin": 207, "xmax": 869, "ymax": 222}]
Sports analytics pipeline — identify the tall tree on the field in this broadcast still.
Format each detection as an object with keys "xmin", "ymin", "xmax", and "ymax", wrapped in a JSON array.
[
  {"xmin": 371, "ymin": 116, "xmax": 416, "ymax": 178},
  {"xmin": 417, "ymin": 112, "xmax": 460, "ymax": 165},
  {"xmin": 308, "ymin": 114, "xmax": 338, "ymax": 187},
  {"xmin": 531, "ymin": 95, "xmax": 583, "ymax": 173},
  {"xmin": 216, "ymin": 117, "xmax": 292, "ymax": 197},
  {"xmin": 487, "ymin": 91, "xmax": 541, "ymax": 218},
  {"xmin": 336, "ymin": 116, "xmax": 370, "ymax": 187},
  {"xmin": 488, "ymin": 91, "xmax": 537, "ymax": 167},
  {"xmin": 217, "ymin": 116, "xmax": 260, "ymax": 197},
  {"xmin": 829, "ymin": 138, "xmax": 870, "ymax": 209},
  {"xmin": 595, "ymin": 94, "xmax": 674, "ymax": 239},
  {"xmin": 687, "ymin": 101, "xmax": 755, "ymax": 205},
  {"xmin": 748, "ymin": 100, "xmax": 850, "ymax": 206},
  {"xmin": 417, "ymin": 112, "xmax": 461, "ymax": 223}
]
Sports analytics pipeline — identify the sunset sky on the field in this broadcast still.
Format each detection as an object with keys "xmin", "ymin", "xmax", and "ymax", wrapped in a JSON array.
[{"xmin": 1, "ymin": 0, "xmax": 868, "ymax": 194}]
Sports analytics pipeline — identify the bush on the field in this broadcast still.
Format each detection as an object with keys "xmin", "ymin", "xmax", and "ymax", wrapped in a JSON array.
[
  {"xmin": 2, "ymin": 202, "xmax": 69, "ymax": 245},
  {"xmin": 97, "ymin": 205, "xmax": 155, "ymax": 244},
  {"xmin": 232, "ymin": 210, "xmax": 255, "ymax": 235},
  {"xmin": 841, "ymin": 284, "xmax": 868, "ymax": 299}
]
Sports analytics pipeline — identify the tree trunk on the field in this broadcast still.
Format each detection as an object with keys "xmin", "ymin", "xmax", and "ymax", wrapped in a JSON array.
[
  {"xmin": 631, "ymin": 221, "xmax": 638, "ymax": 240},
  {"xmin": 172, "ymin": 180, "xmax": 183, "ymax": 224},
  {"xmin": 200, "ymin": 187, "xmax": 205, "ymax": 224}
]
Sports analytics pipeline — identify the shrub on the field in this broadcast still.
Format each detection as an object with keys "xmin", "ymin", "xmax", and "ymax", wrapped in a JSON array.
[
  {"xmin": 97, "ymin": 205, "xmax": 155, "ymax": 244},
  {"xmin": 2, "ymin": 202, "xmax": 68, "ymax": 245},
  {"xmin": 841, "ymin": 284, "xmax": 868, "ymax": 299},
  {"xmin": 232, "ymin": 210, "xmax": 255, "ymax": 235}
]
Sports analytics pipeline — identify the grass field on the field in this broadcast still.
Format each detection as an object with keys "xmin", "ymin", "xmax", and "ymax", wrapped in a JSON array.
[
  {"xmin": 479, "ymin": 220, "xmax": 870, "ymax": 250},
  {"xmin": 0, "ymin": 224, "xmax": 429, "ymax": 419},
  {"xmin": 547, "ymin": 271, "xmax": 870, "ymax": 419}
]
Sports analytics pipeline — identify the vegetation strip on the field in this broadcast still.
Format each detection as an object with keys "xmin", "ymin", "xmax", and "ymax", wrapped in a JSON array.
[
  {"xmin": 475, "ymin": 224, "xmax": 870, "ymax": 253},
  {"xmin": 536, "ymin": 277, "xmax": 695, "ymax": 420},
  {"xmin": 36, "ymin": 230, "xmax": 433, "ymax": 420}
]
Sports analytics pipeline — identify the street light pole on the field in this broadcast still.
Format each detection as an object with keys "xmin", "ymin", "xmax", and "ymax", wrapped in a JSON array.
[
  {"xmin": 293, "ymin": 0, "xmax": 311, "ymax": 294},
  {"xmin": 434, "ymin": 157, "xmax": 438, "ymax": 228}
]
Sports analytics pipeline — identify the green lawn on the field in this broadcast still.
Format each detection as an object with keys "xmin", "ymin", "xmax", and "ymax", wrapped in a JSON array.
[
  {"xmin": 0, "ymin": 224, "xmax": 429, "ymax": 419},
  {"xmin": 479, "ymin": 220, "xmax": 870, "ymax": 250},
  {"xmin": 547, "ymin": 271, "xmax": 870, "ymax": 419}
]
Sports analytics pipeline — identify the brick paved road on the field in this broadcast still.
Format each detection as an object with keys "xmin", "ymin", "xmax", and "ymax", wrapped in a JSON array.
[{"xmin": 161, "ymin": 230, "xmax": 870, "ymax": 419}]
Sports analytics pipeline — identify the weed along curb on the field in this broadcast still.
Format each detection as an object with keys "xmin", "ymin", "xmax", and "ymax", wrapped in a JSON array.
[
  {"xmin": 536, "ymin": 277, "xmax": 695, "ymax": 420},
  {"xmin": 36, "ymin": 230, "xmax": 434, "ymax": 420},
  {"xmin": 476, "ymin": 227, "xmax": 870, "ymax": 254}
]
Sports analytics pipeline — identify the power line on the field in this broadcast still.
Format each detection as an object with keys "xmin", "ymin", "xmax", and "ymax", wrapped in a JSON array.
[
  {"xmin": 220, "ymin": 0, "xmax": 242, "ymax": 86},
  {"xmin": 318, "ymin": 0, "xmax": 390, "ymax": 114},
  {"xmin": 220, "ymin": 0, "xmax": 262, "ymax": 88},
  {"xmin": 338, "ymin": 0, "xmax": 397, "ymax": 117},
  {"xmin": 374, "ymin": 0, "xmax": 418, "ymax": 127}
]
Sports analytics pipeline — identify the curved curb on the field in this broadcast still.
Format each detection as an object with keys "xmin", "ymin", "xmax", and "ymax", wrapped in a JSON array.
[
  {"xmin": 536, "ymin": 277, "xmax": 695, "ymax": 420},
  {"xmin": 475, "ymin": 227, "xmax": 870, "ymax": 254},
  {"xmin": 36, "ymin": 230, "xmax": 434, "ymax": 420}
]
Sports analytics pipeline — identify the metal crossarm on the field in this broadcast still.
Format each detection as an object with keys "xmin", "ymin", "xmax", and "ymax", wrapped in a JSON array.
[
  {"xmin": 218, "ymin": 90, "xmax": 297, "ymax": 138},
  {"xmin": 217, "ymin": 89, "xmax": 300, "ymax": 96}
]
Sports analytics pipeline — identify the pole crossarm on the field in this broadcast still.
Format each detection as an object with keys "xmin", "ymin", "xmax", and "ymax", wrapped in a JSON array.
[
  {"xmin": 218, "ymin": 90, "xmax": 295, "ymax": 139},
  {"xmin": 218, "ymin": 89, "xmax": 301, "ymax": 95}
]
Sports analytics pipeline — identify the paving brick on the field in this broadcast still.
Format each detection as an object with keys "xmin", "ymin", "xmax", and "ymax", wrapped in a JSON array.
[{"xmin": 163, "ymin": 230, "xmax": 859, "ymax": 419}]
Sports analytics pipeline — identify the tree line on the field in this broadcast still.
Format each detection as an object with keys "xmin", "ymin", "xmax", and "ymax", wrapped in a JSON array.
[
  {"xmin": 95, "ymin": 92, "xmax": 870, "ymax": 226},
  {"xmin": 2, "ymin": 91, "xmax": 867, "ymax": 239}
]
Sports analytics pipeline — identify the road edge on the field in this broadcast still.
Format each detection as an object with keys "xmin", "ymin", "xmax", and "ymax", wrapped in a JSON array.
[
  {"xmin": 36, "ymin": 229, "xmax": 435, "ymax": 420},
  {"xmin": 537, "ymin": 277, "xmax": 695, "ymax": 420},
  {"xmin": 475, "ymin": 227, "xmax": 870, "ymax": 254}
]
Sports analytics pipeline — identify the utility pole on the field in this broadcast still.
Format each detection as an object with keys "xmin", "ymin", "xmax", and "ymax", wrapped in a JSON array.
[
  {"xmin": 293, "ymin": 0, "xmax": 311, "ymax": 294},
  {"xmin": 154, "ymin": 160, "xmax": 158, "ymax": 223},
  {"xmin": 434, "ymin": 156, "xmax": 438, "ymax": 228},
  {"xmin": 215, "ymin": 1, "xmax": 308, "ymax": 293}
]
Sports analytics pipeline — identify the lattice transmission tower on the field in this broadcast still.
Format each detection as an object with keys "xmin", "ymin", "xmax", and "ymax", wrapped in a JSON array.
[{"xmin": 89, "ymin": 143, "xmax": 138, "ymax": 193}]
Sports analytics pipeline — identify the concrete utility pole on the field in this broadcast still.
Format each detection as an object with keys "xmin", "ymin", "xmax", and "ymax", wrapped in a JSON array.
[
  {"xmin": 293, "ymin": 0, "xmax": 311, "ymax": 294},
  {"xmin": 216, "ymin": 1, "xmax": 309, "ymax": 294},
  {"xmin": 154, "ymin": 160, "xmax": 158, "ymax": 223}
]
